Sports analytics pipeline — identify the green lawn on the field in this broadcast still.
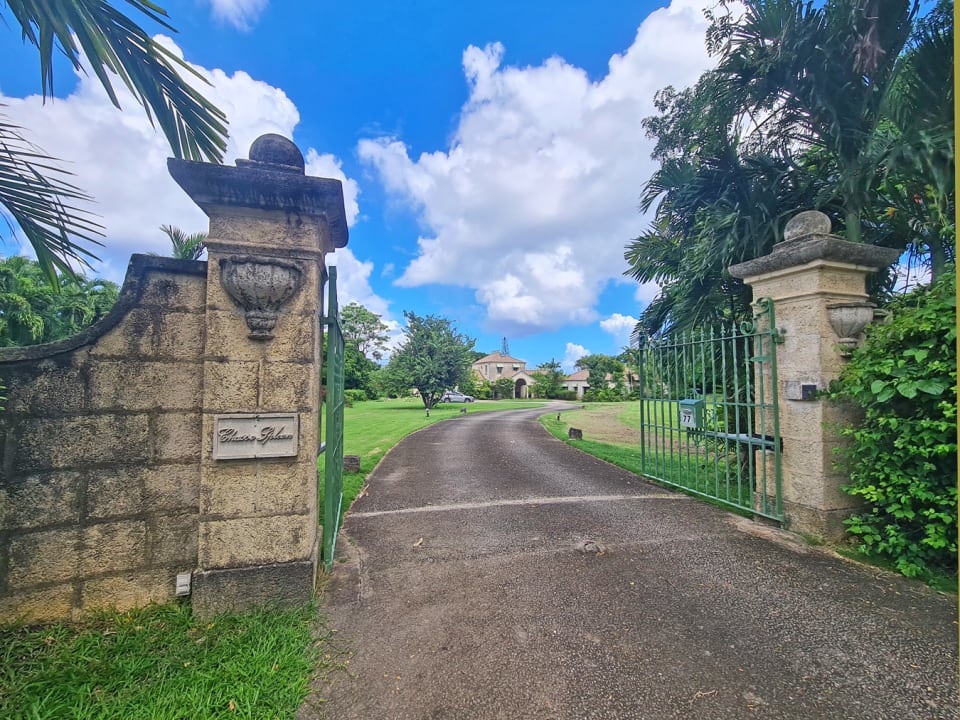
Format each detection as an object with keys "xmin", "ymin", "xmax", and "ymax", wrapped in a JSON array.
[
  {"xmin": 0, "ymin": 602, "xmax": 337, "ymax": 720},
  {"xmin": 542, "ymin": 404, "xmax": 755, "ymax": 516}
]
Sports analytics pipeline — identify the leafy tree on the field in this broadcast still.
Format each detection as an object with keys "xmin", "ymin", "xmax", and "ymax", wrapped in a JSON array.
[
  {"xmin": 492, "ymin": 377, "xmax": 515, "ymax": 400},
  {"xmin": 532, "ymin": 359, "xmax": 565, "ymax": 399},
  {"xmin": 826, "ymin": 268, "xmax": 956, "ymax": 578},
  {"xmin": 386, "ymin": 311, "xmax": 475, "ymax": 409},
  {"xmin": 160, "ymin": 225, "xmax": 206, "ymax": 260},
  {"xmin": 340, "ymin": 302, "xmax": 390, "ymax": 362},
  {"xmin": 468, "ymin": 377, "xmax": 494, "ymax": 400},
  {"xmin": 335, "ymin": 302, "xmax": 390, "ymax": 398},
  {"xmin": 0, "ymin": 255, "xmax": 118, "ymax": 345},
  {"xmin": 710, "ymin": 0, "xmax": 917, "ymax": 244},
  {"xmin": 617, "ymin": 346, "xmax": 640, "ymax": 369},
  {"xmin": 878, "ymin": 0, "xmax": 954, "ymax": 280},
  {"xmin": 576, "ymin": 354, "xmax": 626, "ymax": 400},
  {"xmin": 627, "ymin": 0, "xmax": 954, "ymax": 336},
  {"xmin": 367, "ymin": 365, "xmax": 407, "ymax": 399},
  {"xmin": 1, "ymin": 0, "xmax": 228, "ymax": 284},
  {"xmin": 343, "ymin": 345, "xmax": 379, "ymax": 397},
  {"xmin": 627, "ymin": 73, "xmax": 827, "ymax": 336},
  {"xmin": 458, "ymin": 371, "xmax": 483, "ymax": 399}
]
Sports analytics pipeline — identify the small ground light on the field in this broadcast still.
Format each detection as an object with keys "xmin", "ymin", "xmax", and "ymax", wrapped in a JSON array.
[{"xmin": 175, "ymin": 573, "xmax": 191, "ymax": 596}]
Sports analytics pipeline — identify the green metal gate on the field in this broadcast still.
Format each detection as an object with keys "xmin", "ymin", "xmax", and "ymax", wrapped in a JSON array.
[
  {"xmin": 321, "ymin": 266, "xmax": 345, "ymax": 572},
  {"xmin": 637, "ymin": 298, "xmax": 784, "ymax": 521}
]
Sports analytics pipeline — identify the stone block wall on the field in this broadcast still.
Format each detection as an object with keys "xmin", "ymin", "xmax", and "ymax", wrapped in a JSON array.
[
  {"xmin": 0, "ymin": 135, "xmax": 346, "ymax": 622},
  {"xmin": 0, "ymin": 256, "xmax": 207, "ymax": 621}
]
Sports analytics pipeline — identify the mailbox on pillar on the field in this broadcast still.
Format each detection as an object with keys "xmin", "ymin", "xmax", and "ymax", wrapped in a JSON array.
[{"xmin": 679, "ymin": 399, "xmax": 703, "ymax": 429}]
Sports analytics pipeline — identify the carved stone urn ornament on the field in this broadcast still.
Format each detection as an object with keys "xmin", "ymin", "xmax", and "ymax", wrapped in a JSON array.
[
  {"xmin": 827, "ymin": 301, "xmax": 877, "ymax": 357},
  {"xmin": 220, "ymin": 258, "xmax": 304, "ymax": 340}
]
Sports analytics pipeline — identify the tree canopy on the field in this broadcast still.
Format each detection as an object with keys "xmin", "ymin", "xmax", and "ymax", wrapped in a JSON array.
[
  {"xmin": 576, "ymin": 354, "xmax": 627, "ymax": 400},
  {"xmin": 0, "ymin": 255, "xmax": 118, "ymax": 346},
  {"xmin": 1, "ymin": 0, "xmax": 228, "ymax": 284},
  {"xmin": 532, "ymin": 359, "xmax": 566, "ymax": 399},
  {"xmin": 626, "ymin": 0, "xmax": 954, "ymax": 337},
  {"xmin": 385, "ymin": 311, "xmax": 476, "ymax": 409},
  {"xmin": 341, "ymin": 302, "xmax": 390, "ymax": 362},
  {"xmin": 332, "ymin": 302, "xmax": 390, "ymax": 397}
]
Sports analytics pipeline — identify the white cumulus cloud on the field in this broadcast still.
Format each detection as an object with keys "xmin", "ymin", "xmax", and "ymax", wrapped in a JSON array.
[
  {"xmin": 207, "ymin": 0, "xmax": 269, "ymax": 31},
  {"xmin": 359, "ymin": 0, "xmax": 713, "ymax": 336},
  {"xmin": 562, "ymin": 342, "xmax": 590, "ymax": 374},
  {"xmin": 600, "ymin": 313, "xmax": 638, "ymax": 349},
  {"xmin": 0, "ymin": 35, "xmax": 392, "ymax": 330}
]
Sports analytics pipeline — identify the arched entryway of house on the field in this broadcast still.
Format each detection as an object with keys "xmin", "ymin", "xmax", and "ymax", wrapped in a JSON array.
[{"xmin": 514, "ymin": 378, "xmax": 527, "ymax": 399}]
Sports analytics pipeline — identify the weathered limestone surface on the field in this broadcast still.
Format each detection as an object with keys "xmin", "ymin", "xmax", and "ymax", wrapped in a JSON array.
[
  {"xmin": 0, "ymin": 257, "xmax": 207, "ymax": 621},
  {"xmin": 730, "ymin": 211, "xmax": 899, "ymax": 539},
  {"xmin": 170, "ymin": 133, "xmax": 346, "ymax": 617},
  {"xmin": 0, "ymin": 134, "xmax": 345, "ymax": 622}
]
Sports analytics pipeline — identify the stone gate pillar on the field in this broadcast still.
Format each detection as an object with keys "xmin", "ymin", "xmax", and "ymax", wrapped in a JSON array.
[
  {"xmin": 728, "ymin": 211, "xmax": 898, "ymax": 539},
  {"xmin": 169, "ymin": 134, "xmax": 348, "ymax": 615}
]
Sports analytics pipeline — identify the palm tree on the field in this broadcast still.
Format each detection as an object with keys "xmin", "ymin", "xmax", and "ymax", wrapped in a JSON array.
[
  {"xmin": 160, "ymin": 224, "xmax": 207, "ymax": 261},
  {"xmin": 1, "ymin": 1, "xmax": 228, "ymax": 285},
  {"xmin": 879, "ymin": 0, "xmax": 954, "ymax": 279},
  {"xmin": 0, "ymin": 255, "xmax": 118, "ymax": 345},
  {"xmin": 710, "ymin": 0, "xmax": 917, "ymax": 244}
]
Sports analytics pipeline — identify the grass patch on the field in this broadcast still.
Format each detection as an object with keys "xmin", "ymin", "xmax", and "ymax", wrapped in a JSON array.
[
  {"xmin": 541, "ymin": 412, "xmax": 643, "ymax": 470},
  {"xmin": 542, "ymin": 407, "xmax": 754, "ymax": 518},
  {"xmin": 0, "ymin": 601, "xmax": 330, "ymax": 720},
  {"xmin": 319, "ymin": 397, "xmax": 545, "ymax": 522}
]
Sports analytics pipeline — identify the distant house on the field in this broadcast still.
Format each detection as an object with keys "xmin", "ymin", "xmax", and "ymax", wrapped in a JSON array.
[
  {"xmin": 561, "ymin": 369, "xmax": 590, "ymax": 399},
  {"xmin": 472, "ymin": 352, "xmax": 636, "ymax": 400},
  {"xmin": 560, "ymin": 367, "xmax": 638, "ymax": 399},
  {"xmin": 471, "ymin": 351, "xmax": 540, "ymax": 398}
]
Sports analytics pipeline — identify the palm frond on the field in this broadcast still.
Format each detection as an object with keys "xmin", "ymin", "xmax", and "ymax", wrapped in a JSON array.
[
  {"xmin": 0, "ymin": 112, "xmax": 103, "ymax": 286},
  {"xmin": 4, "ymin": 0, "xmax": 228, "ymax": 163},
  {"xmin": 159, "ymin": 223, "xmax": 206, "ymax": 260}
]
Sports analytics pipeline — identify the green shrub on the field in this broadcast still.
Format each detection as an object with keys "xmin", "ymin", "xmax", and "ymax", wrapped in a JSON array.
[
  {"xmin": 827, "ymin": 269, "xmax": 957, "ymax": 578},
  {"xmin": 344, "ymin": 389, "xmax": 368, "ymax": 406}
]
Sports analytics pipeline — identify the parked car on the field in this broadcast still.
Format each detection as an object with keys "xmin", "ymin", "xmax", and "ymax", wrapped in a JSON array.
[{"xmin": 441, "ymin": 390, "xmax": 474, "ymax": 403}]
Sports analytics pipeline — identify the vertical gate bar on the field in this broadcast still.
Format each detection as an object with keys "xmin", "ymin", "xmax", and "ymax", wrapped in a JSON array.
[
  {"xmin": 668, "ymin": 335, "xmax": 678, "ymax": 483},
  {"xmin": 638, "ymin": 340, "xmax": 646, "ymax": 473},
  {"xmin": 679, "ymin": 331, "xmax": 690, "ymax": 489},
  {"xmin": 680, "ymin": 331, "xmax": 691, "ymax": 488},
  {"xmin": 698, "ymin": 328, "xmax": 706, "ymax": 495},
  {"xmin": 713, "ymin": 324, "xmax": 725, "ymax": 501},
  {"xmin": 704, "ymin": 327, "xmax": 717, "ymax": 498},
  {"xmin": 753, "ymin": 301, "xmax": 769, "ymax": 515},
  {"xmin": 652, "ymin": 344, "xmax": 661, "ymax": 478},
  {"xmin": 658, "ymin": 339, "xmax": 668, "ymax": 481},
  {"xmin": 762, "ymin": 298, "xmax": 784, "ymax": 518},
  {"xmin": 755, "ymin": 308, "xmax": 770, "ymax": 516},
  {"xmin": 322, "ymin": 266, "xmax": 345, "ymax": 573},
  {"xmin": 726, "ymin": 322, "xmax": 736, "ymax": 502},
  {"xmin": 661, "ymin": 341, "xmax": 679, "ymax": 484}
]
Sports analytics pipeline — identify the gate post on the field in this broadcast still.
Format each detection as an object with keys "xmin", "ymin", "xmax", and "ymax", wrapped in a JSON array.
[
  {"xmin": 169, "ymin": 134, "xmax": 348, "ymax": 615},
  {"xmin": 729, "ymin": 211, "xmax": 898, "ymax": 539}
]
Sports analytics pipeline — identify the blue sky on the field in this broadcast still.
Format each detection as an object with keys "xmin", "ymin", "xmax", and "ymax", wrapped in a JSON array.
[{"xmin": 0, "ymin": 0, "xmax": 716, "ymax": 370}]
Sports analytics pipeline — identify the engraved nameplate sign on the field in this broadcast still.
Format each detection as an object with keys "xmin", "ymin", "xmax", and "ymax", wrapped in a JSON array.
[{"xmin": 213, "ymin": 413, "xmax": 299, "ymax": 460}]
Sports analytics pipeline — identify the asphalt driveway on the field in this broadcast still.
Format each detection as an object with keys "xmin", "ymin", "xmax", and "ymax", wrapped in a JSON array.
[{"xmin": 300, "ymin": 404, "xmax": 958, "ymax": 719}]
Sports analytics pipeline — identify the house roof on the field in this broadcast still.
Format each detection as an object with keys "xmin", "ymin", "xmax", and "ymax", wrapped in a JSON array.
[
  {"xmin": 564, "ymin": 369, "xmax": 590, "ymax": 382},
  {"xmin": 474, "ymin": 351, "xmax": 525, "ymax": 365}
]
